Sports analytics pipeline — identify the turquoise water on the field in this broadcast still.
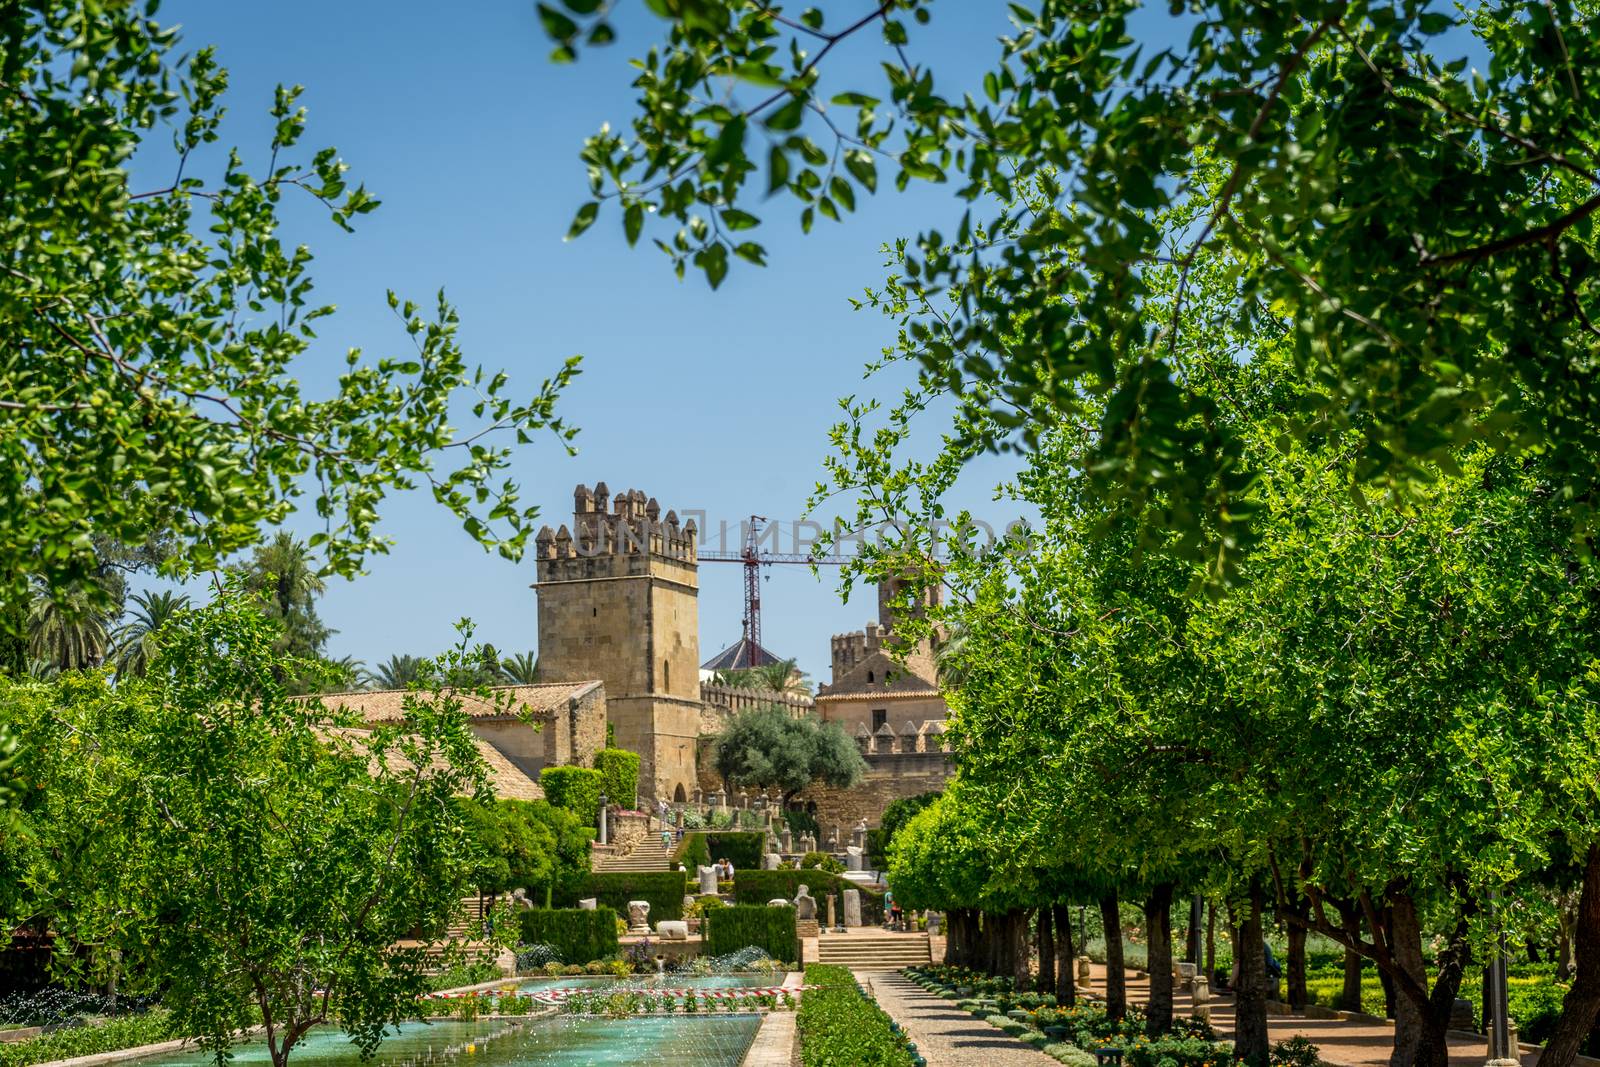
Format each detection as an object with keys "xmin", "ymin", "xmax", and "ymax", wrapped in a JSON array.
[{"xmin": 127, "ymin": 1014, "xmax": 763, "ymax": 1067}]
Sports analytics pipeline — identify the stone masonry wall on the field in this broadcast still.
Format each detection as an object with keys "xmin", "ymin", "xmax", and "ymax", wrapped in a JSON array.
[{"xmin": 797, "ymin": 753, "xmax": 951, "ymax": 838}]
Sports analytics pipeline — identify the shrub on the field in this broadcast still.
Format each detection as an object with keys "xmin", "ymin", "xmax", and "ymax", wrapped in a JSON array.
[
  {"xmin": 799, "ymin": 965, "xmax": 916, "ymax": 1067},
  {"xmin": 0, "ymin": 1009, "xmax": 176, "ymax": 1067},
  {"xmin": 518, "ymin": 908, "xmax": 620, "ymax": 964},
  {"xmin": 1044, "ymin": 1043, "xmax": 1099, "ymax": 1067},
  {"xmin": 676, "ymin": 830, "xmax": 767, "ymax": 872},
  {"xmin": 706, "ymin": 904, "xmax": 798, "ymax": 960},
  {"xmin": 800, "ymin": 851, "xmax": 845, "ymax": 874},
  {"xmin": 1122, "ymin": 1035, "xmax": 1236, "ymax": 1067},
  {"xmin": 592, "ymin": 748, "xmax": 640, "ymax": 810},
  {"xmin": 540, "ymin": 766, "xmax": 605, "ymax": 826},
  {"xmin": 734, "ymin": 870, "xmax": 885, "ymax": 923},
  {"xmin": 557, "ymin": 870, "xmax": 689, "ymax": 922},
  {"xmin": 1270, "ymin": 1035, "xmax": 1322, "ymax": 1067},
  {"xmin": 428, "ymin": 960, "xmax": 502, "ymax": 991},
  {"xmin": 677, "ymin": 832, "xmax": 713, "ymax": 870},
  {"xmin": 784, "ymin": 809, "xmax": 819, "ymax": 836}
]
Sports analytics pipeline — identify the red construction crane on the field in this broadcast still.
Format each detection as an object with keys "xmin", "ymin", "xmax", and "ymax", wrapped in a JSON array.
[{"xmin": 699, "ymin": 515, "xmax": 849, "ymax": 667}]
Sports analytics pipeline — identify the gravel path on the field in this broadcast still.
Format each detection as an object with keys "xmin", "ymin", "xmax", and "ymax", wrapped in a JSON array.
[{"xmin": 857, "ymin": 970, "xmax": 1058, "ymax": 1067}]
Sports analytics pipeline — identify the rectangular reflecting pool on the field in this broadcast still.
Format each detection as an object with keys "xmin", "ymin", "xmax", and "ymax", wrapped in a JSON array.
[
  {"xmin": 127, "ymin": 1014, "xmax": 763, "ymax": 1067},
  {"xmin": 515, "ymin": 974, "xmax": 773, "ymax": 993}
]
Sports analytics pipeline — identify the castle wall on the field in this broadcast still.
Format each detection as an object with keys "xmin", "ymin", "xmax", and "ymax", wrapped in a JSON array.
[
  {"xmin": 470, "ymin": 721, "xmax": 546, "ymax": 783},
  {"xmin": 815, "ymin": 693, "xmax": 948, "ymax": 738},
  {"xmin": 798, "ymin": 752, "xmax": 952, "ymax": 836}
]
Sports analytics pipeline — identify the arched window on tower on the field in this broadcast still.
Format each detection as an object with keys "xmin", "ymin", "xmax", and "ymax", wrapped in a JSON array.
[
  {"xmin": 867, "ymin": 670, "xmax": 875, "ymax": 683},
  {"xmin": 663, "ymin": 659, "xmax": 670, "ymax": 690}
]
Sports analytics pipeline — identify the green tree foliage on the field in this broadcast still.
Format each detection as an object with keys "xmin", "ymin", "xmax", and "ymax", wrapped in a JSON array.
[
  {"xmin": 499, "ymin": 651, "xmax": 540, "ymax": 685},
  {"xmin": 2, "ymin": 1, "xmax": 580, "ymax": 615},
  {"xmin": 108, "ymin": 590, "xmax": 190, "ymax": 679},
  {"xmin": 838, "ymin": 209, "xmax": 1600, "ymax": 1062},
  {"xmin": 713, "ymin": 657, "xmax": 813, "ymax": 695},
  {"xmin": 592, "ymin": 747, "xmax": 641, "ymax": 810},
  {"xmin": 24, "ymin": 582, "xmax": 111, "ymax": 671},
  {"xmin": 455, "ymin": 797, "xmax": 590, "ymax": 901},
  {"xmin": 539, "ymin": 766, "xmax": 605, "ymax": 827},
  {"xmin": 367, "ymin": 654, "xmax": 427, "ymax": 691},
  {"xmin": 1, "ymin": 592, "xmax": 507, "ymax": 1067},
  {"xmin": 712, "ymin": 705, "xmax": 867, "ymax": 804},
  {"xmin": 545, "ymin": 0, "xmax": 1600, "ymax": 581},
  {"xmin": 868, "ymin": 790, "xmax": 939, "ymax": 865}
]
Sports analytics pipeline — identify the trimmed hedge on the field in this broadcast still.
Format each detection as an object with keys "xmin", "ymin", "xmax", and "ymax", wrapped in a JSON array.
[
  {"xmin": 592, "ymin": 748, "xmax": 640, "ymax": 810},
  {"xmin": 734, "ymin": 870, "xmax": 885, "ymax": 924},
  {"xmin": 798, "ymin": 964, "xmax": 915, "ymax": 1067},
  {"xmin": 518, "ymin": 907, "xmax": 620, "ymax": 963},
  {"xmin": 674, "ymin": 830, "xmax": 765, "ymax": 872},
  {"xmin": 705, "ymin": 903, "xmax": 797, "ymax": 961},
  {"xmin": 557, "ymin": 870, "xmax": 689, "ymax": 922},
  {"xmin": 540, "ymin": 766, "xmax": 604, "ymax": 826}
]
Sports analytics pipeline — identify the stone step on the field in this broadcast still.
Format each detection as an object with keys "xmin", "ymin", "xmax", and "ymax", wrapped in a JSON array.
[{"xmin": 815, "ymin": 935, "xmax": 933, "ymax": 967}]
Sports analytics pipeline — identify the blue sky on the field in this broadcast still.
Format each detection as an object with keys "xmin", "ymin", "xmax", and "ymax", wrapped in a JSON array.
[
  {"xmin": 147, "ymin": 1, "xmax": 1046, "ymax": 683},
  {"xmin": 144, "ymin": 2, "xmax": 1488, "ymax": 684}
]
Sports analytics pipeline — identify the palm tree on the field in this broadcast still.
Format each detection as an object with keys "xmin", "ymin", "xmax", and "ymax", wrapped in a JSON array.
[
  {"xmin": 499, "ymin": 651, "xmax": 539, "ymax": 684},
  {"xmin": 27, "ymin": 583, "xmax": 111, "ymax": 671},
  {"xmin": 240, "ymin": 532, "xmax": 331, "ymax": 658},
  {"xmin": 109, "ymin": 590, "xmax": 191, "ymax": 679},
  {"xmin": 933, "ymin": 621, "xmax": 968, "ymax": 688},
  {"xmin": 367, "ymin": 653, "xmax": 427, "ymax": 690},
  {"xmin": 713, "ymin": 657, "xmax": 812, "ymax": 695},
  {"xmin": 754, "ymin": 657, "xmax": 812, "ymax": 695},
  {"xmin": 320, "ymin": 654, "xmax": 366, "ymax": 693}
]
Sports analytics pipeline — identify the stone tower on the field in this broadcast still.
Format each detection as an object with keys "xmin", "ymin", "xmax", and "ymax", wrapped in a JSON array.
[{"xmin": 533, "ymin": 483, "xmax": 701, "ymax": 803}]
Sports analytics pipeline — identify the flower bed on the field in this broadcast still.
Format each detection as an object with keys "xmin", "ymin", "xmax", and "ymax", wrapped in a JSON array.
[
  {"xmin": 900, "ymin": 966, "xmax": 1295, "ymax": 1067},
  {"xmin": 799, "ymin": 964, "xmax": 920, "ymax": 1067}
]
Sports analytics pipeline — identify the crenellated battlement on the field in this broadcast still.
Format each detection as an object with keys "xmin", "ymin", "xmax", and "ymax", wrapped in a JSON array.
[{"xmin": 535, "ymin": 482, "xmax": 697, "ymax": 565}]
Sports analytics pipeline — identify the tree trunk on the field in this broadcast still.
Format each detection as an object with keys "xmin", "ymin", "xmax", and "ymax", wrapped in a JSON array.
[
  {"xmin": 1205, "ymin": 901, "xmax": 1216, "ymax": 981},
  {"xmin": 1146, "ymin": 882, "xmax": 1175, "ymax": 1035},
  {"xmin": 1286, "ymin": 918, "xmax": 1308, "ymax": 1012},
  {"xmin": 1336, "ymin": 900, "xmax": 1365, "ymax": 1013},
  {"xmin": 1101, "ymin": 892, "xmax": 1127, "ymax": 1020},
  {"xmin": 1039, "ymin": 903, "xmax": 1056, "ymax": 992},
  {"xmin": 1233, "ymin": 883, "xmax": 1272, "ymax": 1067},
  {"xmin": 1187, "ymin": 893, "xmax": 1204, "ymax": 963},
  {"xmin": 1541, "ymin": 845, "xmax": 1600, "ymax": 1067},
  {"xmin": 1385, "ymin": 889, "xmax": 1465, "ymax": 1067},
  {"xmin": 1054, "ymin": 902, "xmax": 1077, "ymax": 1005},
  {"xmin": 1013, "ymin": 910, "xmax": 1032, "ymax": 992}
]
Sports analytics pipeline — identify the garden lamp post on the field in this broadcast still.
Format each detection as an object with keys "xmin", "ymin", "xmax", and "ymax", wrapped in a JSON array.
[{"xmin": 1486, "ymin": 889, "xmax": 1517, "ymax": 1067}]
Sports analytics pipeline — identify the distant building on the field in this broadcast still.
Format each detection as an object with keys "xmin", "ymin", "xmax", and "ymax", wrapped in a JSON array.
[{"xmin": 533, "ymin": 484, "xmax": 702, "ymax": 804}]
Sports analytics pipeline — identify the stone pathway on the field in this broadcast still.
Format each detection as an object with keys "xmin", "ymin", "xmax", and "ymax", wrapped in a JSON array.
[{"xmin": 857, "ymin": 970, "xmax": 1058, "ymax": 1066}]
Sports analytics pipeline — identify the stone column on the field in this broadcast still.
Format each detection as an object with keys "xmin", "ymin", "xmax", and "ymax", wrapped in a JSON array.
[{"xmin": 843, "ymin": 889, "xmax": 862, "ymax": 927}]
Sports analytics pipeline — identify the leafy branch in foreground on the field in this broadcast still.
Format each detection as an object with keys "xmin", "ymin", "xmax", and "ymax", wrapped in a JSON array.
[
  {"xmin": 548, "ymin": 0, "xmax": 1600, "ymax": 577},
  {"xmin": 2, "ymin": 2, "xmax": 581, "ymax": 614}
]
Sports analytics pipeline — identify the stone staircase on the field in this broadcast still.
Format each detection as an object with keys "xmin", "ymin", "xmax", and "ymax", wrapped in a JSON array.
[
  {"xmin": 815, "ymin": 931, "xmax": 933, "ymax": 970},
  {"xmin": 592, "ymin": 837, "xmax": 676, "ymax": 872}
]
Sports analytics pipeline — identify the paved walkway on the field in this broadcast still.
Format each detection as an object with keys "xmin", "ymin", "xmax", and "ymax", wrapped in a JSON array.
[{"xmin": 857, "ymin": 970, "xmax": 1057, "ymax": 1066}]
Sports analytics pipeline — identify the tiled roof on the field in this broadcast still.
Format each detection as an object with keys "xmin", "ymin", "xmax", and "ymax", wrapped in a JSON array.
[
  {"xmin": 323, "ymin": 727, "xmax": 545, "ymax": 802},
  {"xmin": 319, "ymin": 681, "xmax": 602, "ymax": 725},
  {"xmin": 815, "ymin": 688, "xmax": 945, "ymax": 702}
]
